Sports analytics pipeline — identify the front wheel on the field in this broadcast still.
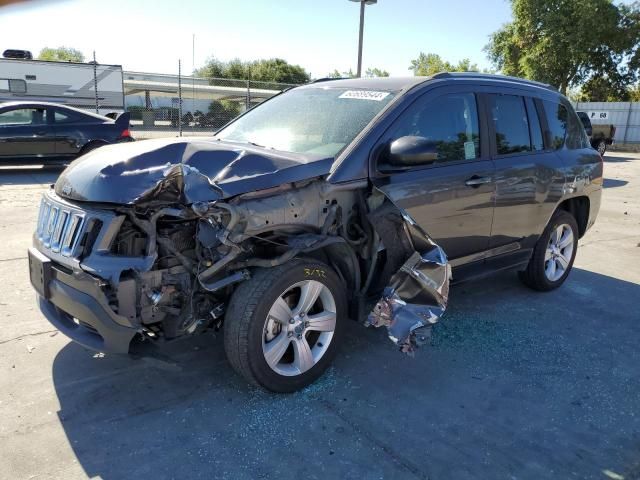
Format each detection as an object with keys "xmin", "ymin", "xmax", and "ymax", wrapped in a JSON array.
[
  {"xmin": 519, "ymin": 210, "xmax": 579, "ymax": 291},
  {"xmin": 224, "ymin": 259, "xmax": 346, "ymax": 393}
]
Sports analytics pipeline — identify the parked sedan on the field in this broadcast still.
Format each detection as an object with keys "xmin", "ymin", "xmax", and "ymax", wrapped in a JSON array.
[{"xmin": 0, "ymin": 101, "xmax": 132, "ymax": 164}]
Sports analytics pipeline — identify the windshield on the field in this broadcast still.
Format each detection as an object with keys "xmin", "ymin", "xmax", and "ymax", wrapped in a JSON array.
[{"xmin": 216, "ymin": 87, "xmax": 396, "ymax": 156}]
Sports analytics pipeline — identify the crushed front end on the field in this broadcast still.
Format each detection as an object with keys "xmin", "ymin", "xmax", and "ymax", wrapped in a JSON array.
[{"xmin": 29, "ymin": 139, "xmax": 452, "ymax": 357}]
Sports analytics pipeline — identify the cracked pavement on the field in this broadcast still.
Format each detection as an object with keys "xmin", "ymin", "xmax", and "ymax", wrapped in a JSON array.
[{"xmin": 0, "ymin": 154, "xmax": 639, "ymax": 479}]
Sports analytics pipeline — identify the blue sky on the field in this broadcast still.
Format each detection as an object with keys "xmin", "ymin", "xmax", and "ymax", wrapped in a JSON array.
[{"xmin": 0, "ymin": 0, "xmax": 514, "ymax": 77}]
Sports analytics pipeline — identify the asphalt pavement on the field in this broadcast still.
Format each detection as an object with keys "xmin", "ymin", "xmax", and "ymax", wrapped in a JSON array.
[{"xmin": 0, "ymin": 153, "xmax": 639, "ymax": 479}]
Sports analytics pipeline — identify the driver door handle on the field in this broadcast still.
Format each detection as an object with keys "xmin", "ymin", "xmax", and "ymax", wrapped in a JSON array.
[{"xmin": 465, "ymin": 175, "xmax": 492, "ymax": 187}]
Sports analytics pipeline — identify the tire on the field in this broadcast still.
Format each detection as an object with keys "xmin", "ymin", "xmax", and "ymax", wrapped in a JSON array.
[
  {"xmin": 519, "ymin": 210, "xmax": 579, "ymax": 291},
  {"xmin": 596, "ymin": 140, "xmax": 606, "ymax": 156},
  {"xmin": 224, "ymin": 259, "xmax": 347, "ymax": 393}
]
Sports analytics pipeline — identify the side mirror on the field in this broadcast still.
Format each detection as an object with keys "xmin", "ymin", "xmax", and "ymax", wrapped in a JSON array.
[{"xmin": 387, "ymin": 136, "xmax": 439, "ymax": 167}]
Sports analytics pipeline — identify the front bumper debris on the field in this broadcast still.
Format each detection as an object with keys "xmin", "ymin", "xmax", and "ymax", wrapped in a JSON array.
[
  {"xmin": 365, "ymin": 196, "xmax": 451, "ymax": 355},
  {"xmin": 366, "ymin": 247, "xmax": 449, "ymax": 354}
]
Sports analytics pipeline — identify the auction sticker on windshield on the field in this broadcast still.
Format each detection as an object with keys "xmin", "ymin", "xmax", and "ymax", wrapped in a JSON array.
[{"xmin": 339, "ymin": 90, "xmax": 390, "ymax": 101}]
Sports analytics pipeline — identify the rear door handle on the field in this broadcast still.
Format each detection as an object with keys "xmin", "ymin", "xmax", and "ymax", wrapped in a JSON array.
[{"xmin": 465, "ymin": 175, "xmax": 492, "ymax": 187}]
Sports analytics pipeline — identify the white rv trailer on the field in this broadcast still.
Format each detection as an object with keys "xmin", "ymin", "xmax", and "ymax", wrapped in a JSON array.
[{"xmin": 0, "ymin": 58, "xmax": 124, "ymax": 115}]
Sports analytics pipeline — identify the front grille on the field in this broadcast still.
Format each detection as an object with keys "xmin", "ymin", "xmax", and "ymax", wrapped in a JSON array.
[{"xmin": 36, "ymin": 196, "xmax": 86, "ymax": 258}]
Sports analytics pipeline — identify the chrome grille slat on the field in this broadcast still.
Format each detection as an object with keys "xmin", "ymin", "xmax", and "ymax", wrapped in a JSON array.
[{"xmin": 35, "ymin": 194, "xmax": 89, "ymax": 259}]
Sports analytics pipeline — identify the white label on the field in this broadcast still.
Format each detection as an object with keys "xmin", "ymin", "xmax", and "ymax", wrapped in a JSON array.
[
  {"xmin": 339, "ymin": 90, "xmax": 390, "ymax": 101},
  {"xmin": 464, "ymin": 141, "xmax": 476, "ymax": 160},
  {"xmin": 587, "ymin": 111, "xmax": 609, "ymax": 120}
]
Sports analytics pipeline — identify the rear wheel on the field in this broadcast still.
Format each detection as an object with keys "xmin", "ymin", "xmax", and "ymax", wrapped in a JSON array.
[
  {"xmin": 596, "ymin": 140, "xmax": 607, "ymax": 156},
  {"xmin": 519, "ymin": 210, "xmax": 579, "ymax": 291},
  {"xmin": 224, "ymin": 259, "xmax": 346, "ymax": 393}
]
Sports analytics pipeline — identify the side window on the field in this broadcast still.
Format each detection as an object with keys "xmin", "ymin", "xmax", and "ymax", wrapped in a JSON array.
[
  {"xmin": 388, "ymin": 92, "xmax": 480, "ymax": 164},
  {"xmin": 488, "ymin": 94, "xmax": 532, "ymax": 155},
  {"xmin": 566, "ymin": 108, "xmax": 590, "ymax": 150},
  {"xmin": 525, "ymin": 98, "xmax": 544, "ymax": 151},
  {"xmin": 9, "ymin": 79, "xmax": 27, "ymax": 94},
  {"xmin": 54, "ymin": 110, "xmax": 82, "ymax": 124},
  {"xmin": 542, "ymin": 100, "xmax": 567, "ymax": 150},
  {"xmin": 0, "ymin": 108, "xmax": 47, "ymax": 126},
  {"xmin": 0, "ymin": 79, "xmax": 27, "ymax": 93}
]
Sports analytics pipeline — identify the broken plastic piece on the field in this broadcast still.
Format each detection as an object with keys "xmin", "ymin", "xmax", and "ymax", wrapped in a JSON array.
[{"xmin": 367, "ymin": 241, "xmax": 450, "ymax": 355}]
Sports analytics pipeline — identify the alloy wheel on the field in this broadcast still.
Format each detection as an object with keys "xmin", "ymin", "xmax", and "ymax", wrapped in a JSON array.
[
  {"xmin": 544, "ymin": 223, "xmax": 574, "ymax": 282},
  {"xmin": 262, "ymin": 280, "xmax": 337, "ymax": 376}
]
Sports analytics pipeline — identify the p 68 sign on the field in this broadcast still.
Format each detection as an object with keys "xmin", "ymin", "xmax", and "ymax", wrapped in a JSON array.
[{"xmin": 587, "ymin": 111, "xmax": 609, "ymax": 120}]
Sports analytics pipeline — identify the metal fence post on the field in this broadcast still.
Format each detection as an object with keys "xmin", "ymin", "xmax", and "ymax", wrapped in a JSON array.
[
  {"xmin": 622, "ymin": 101, "xmax": 632, "ymax": 145},
  {"xmin": 245, "ymin": 79, "xmax": 250, "ymax": 110},
  {"xmin": 178, "ymin": 60, "xmax": 183, "ymax": 137},
  {"xmin": 93, "ymin": 51, "xmax": 99, "ymax": 114}
]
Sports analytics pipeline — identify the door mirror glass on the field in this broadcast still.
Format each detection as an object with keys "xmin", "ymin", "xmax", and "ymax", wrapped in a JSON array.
[{"xmin": 386, "ymin": 135, "xmax": 438, "ymax": 167}]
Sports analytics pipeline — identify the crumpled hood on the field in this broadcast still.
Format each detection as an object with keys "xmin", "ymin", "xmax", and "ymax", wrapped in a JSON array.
[{"xmin": 55, "ymin": 137, "xmax": 334, "ymax": 205}]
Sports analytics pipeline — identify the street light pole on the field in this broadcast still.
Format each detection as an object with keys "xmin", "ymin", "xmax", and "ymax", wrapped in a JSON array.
[{"xmin": 350, "ymin": 0, "xmax": 377, "ymax": 78}]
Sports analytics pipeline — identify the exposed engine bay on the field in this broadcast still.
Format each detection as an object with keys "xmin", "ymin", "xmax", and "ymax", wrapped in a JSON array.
[{"xmin": 73, "ymin": 176, "xmax": 450, "ymax": 354}]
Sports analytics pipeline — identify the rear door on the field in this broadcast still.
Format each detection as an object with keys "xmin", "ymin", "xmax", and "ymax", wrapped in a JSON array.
[
  {"xmin": 0, "ymin": 106, "xmax": 57, "ymax": 161},
  {"xmin": 372, "ymin": 86, "xmax": 495, "ymax": 261},
  {"xmin": 486, "ymin": 91, "xmax": 567, "ymax": 258}
]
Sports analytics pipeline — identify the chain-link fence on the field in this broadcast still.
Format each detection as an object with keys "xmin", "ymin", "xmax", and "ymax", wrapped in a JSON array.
[{"xmin": 123, "ymin": 67, "xmax": 297, "ymax": 139}]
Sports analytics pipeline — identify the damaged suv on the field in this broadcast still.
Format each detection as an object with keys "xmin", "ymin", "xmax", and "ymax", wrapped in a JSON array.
[{"xmin": 28, "ymin": 74, "xmax": 602, "ymax": 392}]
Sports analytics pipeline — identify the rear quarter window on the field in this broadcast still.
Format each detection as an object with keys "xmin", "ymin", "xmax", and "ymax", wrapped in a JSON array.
[{"xmin": 543, "ymin": 100, "xmax": 589, "ymax": 150}]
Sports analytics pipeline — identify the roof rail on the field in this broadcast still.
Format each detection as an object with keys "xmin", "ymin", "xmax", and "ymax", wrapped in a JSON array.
[
  {"xmin": 311, "ymin": 77, "xmax": 346, "ymax": 83},
  {"xmin": 429, "ymin": 71, "xmax": 557, "ymax": 92}
]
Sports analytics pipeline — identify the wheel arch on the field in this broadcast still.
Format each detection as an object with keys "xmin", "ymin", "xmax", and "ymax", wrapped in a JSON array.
[
  {"xmin": 78, "ymin": 139, "xmax": 108, "ymax": 156},
  {"xmin": 555, "ymin": 196, "xmax": 590, "ymax": 238}
]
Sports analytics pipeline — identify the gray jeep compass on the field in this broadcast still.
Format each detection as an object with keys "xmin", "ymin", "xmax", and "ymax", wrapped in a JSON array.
[{"xmin": 28, "ymin": 73, "xmax": 602, "ymax": 392}]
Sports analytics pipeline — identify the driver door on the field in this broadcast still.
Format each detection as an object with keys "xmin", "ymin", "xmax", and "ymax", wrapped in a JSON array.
[{"xmin": 372, "ymin": 87, "xmax": 495, "ymax": 262}]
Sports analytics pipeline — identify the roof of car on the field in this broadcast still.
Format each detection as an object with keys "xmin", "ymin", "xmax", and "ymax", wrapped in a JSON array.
[
  {"xmin": 302, "ymin": 72, "xmax": 557, "ymax": 95},
  {"xmin": 0, "ymin": 101, "xmax": 112, "ymax": 121}
]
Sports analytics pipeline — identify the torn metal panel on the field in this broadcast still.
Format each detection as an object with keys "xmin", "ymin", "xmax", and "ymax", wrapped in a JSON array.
[{"xmin": 367, "ymin": 201, "xmax": 451, "ymax": 354}]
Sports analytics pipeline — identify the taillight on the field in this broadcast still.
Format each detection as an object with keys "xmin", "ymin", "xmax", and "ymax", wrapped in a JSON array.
[{"xmin": 120, "ymin": 129, "xmax": 131, "ymax": 138}]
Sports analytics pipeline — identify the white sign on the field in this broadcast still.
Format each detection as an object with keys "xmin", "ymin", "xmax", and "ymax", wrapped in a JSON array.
[
  {"xmin": 587, "ymin": 111, "xmax": 609, "ymax": 120},
  {"xmin": 339, "ymin": 90, "xmax": 390, "ymax": 101}
]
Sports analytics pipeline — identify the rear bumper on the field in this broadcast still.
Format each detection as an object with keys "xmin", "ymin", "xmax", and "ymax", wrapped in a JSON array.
[{"xmin": 29, "ymin": 247, "xmax": 137, "ymax": 354}]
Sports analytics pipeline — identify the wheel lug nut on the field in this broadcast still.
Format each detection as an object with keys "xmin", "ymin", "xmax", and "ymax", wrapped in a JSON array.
[
  {"xmin": 300, "ymin": 312, "xmax": 305, "ymax": 318},
  {"xmin": 289, "ymin": 318, "xmax": 295, "ymax": 324}
]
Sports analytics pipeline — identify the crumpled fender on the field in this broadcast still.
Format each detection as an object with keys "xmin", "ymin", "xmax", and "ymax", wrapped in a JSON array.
[{"xmin": 366, "ymin": 191, "xmax": 451, "ymax": 354}]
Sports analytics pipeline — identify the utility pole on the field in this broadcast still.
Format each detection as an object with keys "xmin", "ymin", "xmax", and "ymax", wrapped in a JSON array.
[
  {"xmin": 92, "ymin": 50, "xmax": 99, "ymax": 113},
  {"xmin": 349, "ymin": 0, "xmax": 377, "ymax": 77}
]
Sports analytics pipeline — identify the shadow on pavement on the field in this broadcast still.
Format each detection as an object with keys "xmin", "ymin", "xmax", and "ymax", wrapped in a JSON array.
[
  {"xmin": 603, "ymin": 178, "xmax": 629, "ymax": 188},
  {"xmin": 51, "ymin": 269, "xmax": 640, "ymax": 479},
  {"xmin": 603, "ymin": 155, "xmax": 636, "ymax": 163},
  {"xmin": 0, "ymin": 165, "xmax": 65, "ymax": 186}
]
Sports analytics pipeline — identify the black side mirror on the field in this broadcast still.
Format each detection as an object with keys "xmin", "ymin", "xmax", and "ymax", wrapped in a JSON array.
[{"xmin": 387, "ymin": 136, "xmax": 439, "ymax": 167}]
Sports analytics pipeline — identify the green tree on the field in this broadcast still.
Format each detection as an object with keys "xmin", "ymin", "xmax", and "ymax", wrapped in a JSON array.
[
  {"xmin": 409, "ymin": 52, "xmax": 479, "ymax": 76},
  {"xmin": 578, "ymin": 76, "xmax": 631, "ymax": 101},
  {"xmin": 195, "ymin": 57, "xmax": 310, "ymax": 84},
  {"xmin": 37, "ymin": 47, "xmax": 85, "ymax": 62},
  {"xmin": 327, "ymin": 68, "xmax": 356, "ymax": 78},
  {"xmin": 485, "ymin": 0, "xmax": 640, "ymax": 94},
  {"xmin": 365, "ymin": 67, "xmax": 390, "ymax": 77}
]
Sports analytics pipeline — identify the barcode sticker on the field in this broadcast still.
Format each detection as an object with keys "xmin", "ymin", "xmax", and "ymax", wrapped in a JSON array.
[{"xmin": 339, "ymin": 90, "xmax": 390, "ymax": 101}]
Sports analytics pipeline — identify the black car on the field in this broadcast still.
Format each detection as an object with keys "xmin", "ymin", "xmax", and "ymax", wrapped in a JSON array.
[
  {"xmin": 28, "ymin": 73, "xmax": 602, "ymax": 392},
  {"xmin": 0, "ymin": 101, "xmax": 132, "ymax": 163}
]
